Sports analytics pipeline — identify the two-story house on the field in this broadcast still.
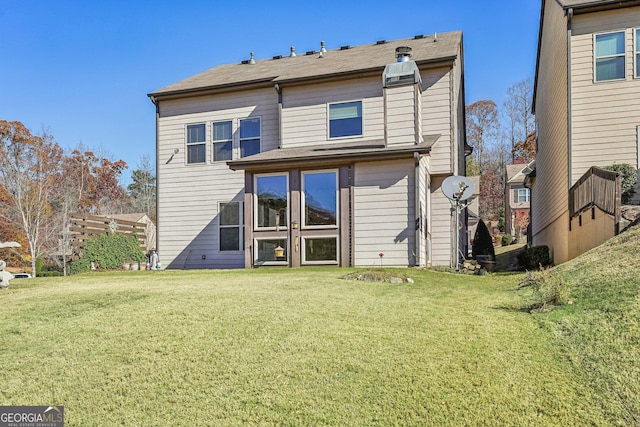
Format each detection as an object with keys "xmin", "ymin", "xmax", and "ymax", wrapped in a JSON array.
[
  {"xmin": 532, "ymin": 0, "xmax": 640, "ymax": 264},
  {"xmin": 505, "ymin": 162, "xmax": 533, "ymax": 241},
  {"xmin": 148, "ymin": 32, "xmax": 469, "ymax": 269}
]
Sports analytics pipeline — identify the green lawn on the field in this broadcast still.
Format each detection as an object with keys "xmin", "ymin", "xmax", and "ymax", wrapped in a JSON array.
[{"xmin": 0, "ymin": 264, "xmax": 631, "ymax": 425}]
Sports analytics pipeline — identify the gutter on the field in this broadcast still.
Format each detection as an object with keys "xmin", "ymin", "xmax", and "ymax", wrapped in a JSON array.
[
  {"xmin": 567, "ymin": 8, "xmax": 573, "ymax": 190},
  {"xmin": 414, "ymin": 152, "xmax": 421, "ymax": 267},
  {"xmin": 274, "ymin": 83, "xmax": 283, "ymax": 149}
]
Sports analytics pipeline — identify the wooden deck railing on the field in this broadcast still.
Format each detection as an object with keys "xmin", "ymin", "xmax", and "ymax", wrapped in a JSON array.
[{"xmin": 569, "ymin": 166, "xmax": 621, "ymax": 223}]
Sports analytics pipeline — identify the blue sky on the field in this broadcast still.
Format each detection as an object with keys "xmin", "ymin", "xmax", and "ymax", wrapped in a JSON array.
[{"xmin": 0, "ymin": 0, "xmax": 540, "ymax": 181}]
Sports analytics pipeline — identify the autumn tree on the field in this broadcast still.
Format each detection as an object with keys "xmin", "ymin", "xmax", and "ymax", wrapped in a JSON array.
[
  {"xmin": 128, "ymin": 154, "xmax": 156, "ymax": 221},
  {"xmin": 479, "ymin": 168, "xmax": 503, "ymax": 223},
  {"xmin": 0, "ymin": 121, "xmax": 63, "ymax": 277}
]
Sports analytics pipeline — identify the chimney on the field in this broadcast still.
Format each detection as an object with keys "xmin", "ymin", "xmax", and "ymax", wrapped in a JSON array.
[{"xmin": 382, "ymin": 47, "xmax": 423, "ymax": 147}]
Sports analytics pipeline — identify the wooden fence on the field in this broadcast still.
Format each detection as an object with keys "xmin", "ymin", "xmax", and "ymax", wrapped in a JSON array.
[
  {"xmin": 70, "ymin": 214, "xmax": 149, "ymax": 259},
  {"xmin": 569, "ymin": 166, "xmax": 621, "ymax": 223}
]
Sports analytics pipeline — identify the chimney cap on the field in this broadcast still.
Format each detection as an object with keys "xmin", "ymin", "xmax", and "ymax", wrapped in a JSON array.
[{"xmin": 395, "ymin": 46, "xmax": 412, "ymax": 62}]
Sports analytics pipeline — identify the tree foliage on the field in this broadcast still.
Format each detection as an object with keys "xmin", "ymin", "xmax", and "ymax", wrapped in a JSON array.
[
  {"xmin": 479, "ymin": 168, "xmax": 503, "ymax": 221},
  {"xmin": 603, "ymin": 163, "xmax": 637, "ymax": 204},
  {"xmin": 466, "ymin": 100, "xmax": 500, "ymax": 172},
  {"xmin": 128, "ymin": 154, "xmax": 156, "ymax": 221}
]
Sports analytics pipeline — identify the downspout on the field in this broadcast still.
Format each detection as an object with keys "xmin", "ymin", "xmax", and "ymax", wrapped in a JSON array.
[
  {"xmin": 567, "ymin": 8, "xmax": 573, "ymax": 198},
  {"xmin": 150, "ymin": 95, "xmax": 160, "ymax": 255},
  {"xmin": 274, "ymin": 83, "xmax": 283, "ymax": 148},
  {"xmin": 414, "ymin": 152, "xmax": 421, "ymax": 267}
]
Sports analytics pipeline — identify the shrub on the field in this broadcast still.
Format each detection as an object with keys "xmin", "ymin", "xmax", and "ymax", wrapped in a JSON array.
[
  {"xmin": 70, "ymin": 233, "xmax": 145, "ymax": 274},
  {"xmin": 603, "ymin": 163, "xmax": 637, "ymax": 204},
  {"xmin": 472, "ymin": 219, "xmax": 495, "ymax": 261},
  {"xmin": 518, "ymin": 267, "xmax": 569, "ymax": 313},
  {"xmin": 35, "ymin": 257, "xmax": 44, "ymax": 275},
  {"xmin": 502, "ymin": 233, "xmax": 514, "ymax": 246},
  {"xmin": 517, "ymin": 245, "xmax": 552, "ymax": 270}
]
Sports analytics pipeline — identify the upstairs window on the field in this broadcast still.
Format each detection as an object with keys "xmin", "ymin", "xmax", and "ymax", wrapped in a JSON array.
[
  {"xmin": 240, "ymin": 118, "xmax": 261, "ymax": 158},
  {"xmin": 186, "ymin": 124, "xmax": 206, "ymax": 164},
  {"xmin": 516, "ymin": 188, "xmax": 530, "ymax": 203},
  {"xmin": 212, "ymin": 121, "xmax": 232, "ymax": 161},
  {"xmin": 329, "ymin": 101, "xmax": 362, "ymax": 138},
  {"xmin": 595, "ymin": 31, "xmax": 625, "ymax": 82},
  {"xmin": 636, "ymin": 29, "xmax": 640, "ymax": 78}
]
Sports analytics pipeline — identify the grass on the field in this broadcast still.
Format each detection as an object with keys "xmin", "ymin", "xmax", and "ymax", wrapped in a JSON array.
[{"xmin": 0, "ymin": 258, "xmax": 635, "ymax": 425}]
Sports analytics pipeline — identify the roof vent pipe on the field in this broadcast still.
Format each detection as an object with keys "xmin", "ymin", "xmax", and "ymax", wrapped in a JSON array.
[
  {"xmin": 320, "ymin": 41, "xmax": 327, "ymax": 54},
  {"xmin": 395, "ymin": 46, "xmax": 412, "ymax": 62},
  {"xmin": 434, "ymin": 32, "xmax": 438, "ymax": 42},
  {"xmin": 249, "ymin": 52, "xmax": 255, "ymax": 65},
  {"xmin": 290, "ymin": 46, "xmax": 296, "ymax": 57}
]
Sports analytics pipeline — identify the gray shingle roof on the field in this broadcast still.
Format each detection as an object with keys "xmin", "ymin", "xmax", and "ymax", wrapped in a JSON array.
[{"xmin": 150, "ymin": 32, "xmax": 462, "ymax": 98}]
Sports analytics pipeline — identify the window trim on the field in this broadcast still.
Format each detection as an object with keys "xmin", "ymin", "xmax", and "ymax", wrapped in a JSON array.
[
  {"xmin": 254, "ymin": 172, "xmax": 289, "ymax": 231},
  {"xmin": 301, "ymin": 169, "xmax": 339, "ymax": 229},
  {"xmin": 327, "ymin": 100, "xmax": 364, "ymax": 140},
  {"xmin": 301, "ymin": 236, "xmax": 339, "ymax": 265},
  {"xmin": 218, "ymin": 201, "xmax": 244, "ymax": 252},
  {"xmin": 253, "ymin": 237, "xmax": 289, "ymax": 266},
  {"xmin": 594, "ymin": 30, "xmax": 626, "ymax": 83},
  {"xmin": 212, "ymin": 120, "xmax": 233, "ymax": 162},
  {"xmin": 635, "ymin": 28, "xmax": 640, "ymax": 79},
  {"xmin": 239, "ymin": 116, "xmax": 262, "ymax": 158},
  {"xmin": 185, "ymin": 123, "xmax": 207, "ymax": 165}
]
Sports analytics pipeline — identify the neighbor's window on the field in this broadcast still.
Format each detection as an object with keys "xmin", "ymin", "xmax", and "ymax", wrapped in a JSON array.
[
  {"xmin": 302, "ymin": 170, "xmax": 338, "ymax": 227},
  {"xmin": 186, "ymin": 124, "xmax": 206, "ymax": 164},
  {"xmin": 255, "ymin": 174, "xmax": 288, "ymax": 229},
  {"xmin": 240, "ymin": 118, "xmax": 260, "ymax": 158},
  {"xmin": 595, "ymin": 31, "xmax": 625, "ymax": 81},
  {"xmin": 329, "ymin": 101, "xmax": 362, "ymax": 138},
  {"xmin": 219, "ymin": 202, "xmax": 243, "ymax": 251},
  {"xmin": 255, "ymin": 238, "xmax": 288, "ymax": 264},
  {"xmin": 516, "ymin": 188, "xmax": 530, "ymax": 203},
  {"xmin": 636, "ymin": 29, "xmax": 640, "ymax": 78},
  {"xmin": 213, "ymin": 121, "xmax": 232, "ymax": 162},
  {"xmin": 303, "ymin": 237, "xmax": 338, "ymax": 264}
]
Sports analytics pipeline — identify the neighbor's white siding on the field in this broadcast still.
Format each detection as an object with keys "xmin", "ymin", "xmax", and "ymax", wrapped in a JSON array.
[
  {"xmin": 353, "ymin": 159, "xmax": 415, "ymax": 266},
  {"xmin": 157, "ymin": 88, "xmax": 278, "ymax": 268},
  {"xmin": 280, "ymin": 77, "xmax": 383, "ymax": 147},
  {"xmin": 570, "ymin": 8, "xmax": 640, "ymax": 184}
]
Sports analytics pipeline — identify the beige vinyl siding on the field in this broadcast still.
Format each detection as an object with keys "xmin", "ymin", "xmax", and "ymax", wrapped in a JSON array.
[
  {"xmin": 418, "ymin": 155, "xmax": 430, "ymax": 266},
  {"xmin": 429, "ymin": 176, "xmax": 453, "ymax": 266},
  {"xmin": 156, "ymin": 88, "xmax": 278, "ymax": 269},
  {"xmin": 570, "ymin": 9, "xmax": 640, "ymax": 185},
  {"xmin": 421, "ymin": 67, "xmax": 453, "ymax": 175},
  {"xmin": 532, "ymin": 0, "xmax": 569, "ymax": 248},
  {"xmin": 385, "ymin": 84, "xmax": 419, "ymax": 146},
  {"xmin": 353, "ymin": 159, "xmax": 415, "ymax": 266},
  {"xmin": 281, "ymin": 78, "xmax": 383, "ymax": 148}
]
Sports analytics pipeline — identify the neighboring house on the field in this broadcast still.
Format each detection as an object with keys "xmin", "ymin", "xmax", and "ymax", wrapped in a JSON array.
[
  {"xmin": 148, "ymin": 32, "xmax": 470, "ymax": 269},
  {"xmin": 532, "ymin": 0, "xmax": 640, "ymax": 264},
  {"xmin": 505, "ymin": 161, "xmax": 533, "ymax": 241}
]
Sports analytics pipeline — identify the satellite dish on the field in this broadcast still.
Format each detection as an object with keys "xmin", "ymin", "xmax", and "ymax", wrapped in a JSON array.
[{"xmin": 441, "ymin": 176, "xmax": 475, "ymax": 201}]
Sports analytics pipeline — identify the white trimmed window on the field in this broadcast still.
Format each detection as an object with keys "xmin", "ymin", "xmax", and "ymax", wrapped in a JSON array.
[
  {"xmin": 302, "ymin": 170, "xmax": 338, "ymax": 228},
  {"xmin": 254, "ymin": 173, "xmax": 288, "ymax": 230},
  {"xmin": 213, "ymin": 121, "xmax": 233, "ymax": 162},
  {"xmin": 636, "ymin": 29, "xmax": 640, "ymax": 78},
  {"xmin": 302, "ymin": 236, "xmax": 338, "ymax": 264},
  {"xmin": 595, "ymin": 31, "xmax": 626, "ymax": 82},
  {"xmin": 219, "ymin": 202, "xmax": 243, "ymax": 251},
  {"xmin": 516, "ymin": 188, "xmax": 530, "ymax": 203},
  {"xmin": 328, "ymin": 101, "xmax": 362, "ymax": 138},
  {"xmin": 240, "ymin": 118, "xmax": 261, "ymax": 158},
  {"xmin": 186, "ymin": 124, "xmax": 206, "ymax": 164}
]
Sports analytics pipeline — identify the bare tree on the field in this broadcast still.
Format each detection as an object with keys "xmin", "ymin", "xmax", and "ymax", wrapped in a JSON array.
[
  {"xmin": 128, "ymin": 154, "xmax": 156, "ymax": 221},
  {"xmin": 503, "ymin": 78, "xmax": 535, "ymax": 162},
  {"xmin": 466, "ymin": 100, "xmax": 501, "ymax": 172}
]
